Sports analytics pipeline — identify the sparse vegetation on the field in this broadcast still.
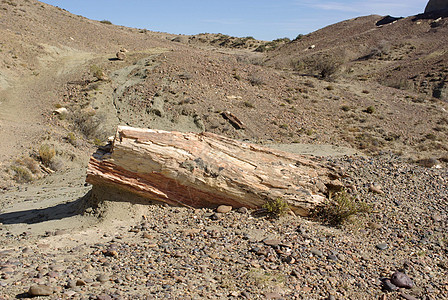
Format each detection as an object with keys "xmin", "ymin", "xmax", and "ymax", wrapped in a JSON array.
[
  {"xmin": 313, "ymin": 189, "xmax": 371, "ymax": 226},
  {"xmin": 10, "ymin": 165, "xmax": 34, "ymax": 183},
  {"xmin": 100, "ymin": 20, "xmax": 112, "ymax": 25},
  {"xmin": 71, "ymin": 109, "xmax": 104, "ymax": 140},
  {"xmin": 66, "ymin": 132, "xmax": 77, "ymax": 146},
  {"xmin": 248, "ymin": 74, "xmax": 265, "ymax": 86},
  {"xmin": 243, "ymin": 101, "xmax": 255, "ymax": 108},
  {"xmin": 292, "ymin": 55, "xmax": 343, "ymax": 79},
  {"xmin": 38, "ymin": 144, "xmax": 56, "ymax": 167},
  {"xmin": 365, "ymin": 106, "xmax": 375, "ymax": 114},
  {"xmin": 341, "ymin": 105, "xmax": 351, "ymax": 112},
  {"xmin": 90, "ymin": 65, "xmax": 107, "ymax": 81},
  {"xmin": 262, "ymin": 197, "xmax": 290, "ymax": 218}
]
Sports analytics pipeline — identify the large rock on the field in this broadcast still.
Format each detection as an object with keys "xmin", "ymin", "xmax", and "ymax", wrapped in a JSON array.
[
  {"xmin": 425, "ymin": 0, "xmax": 448, "ymax": 13},
  {"xmin": 86, "ymin": 126, "xmax": 344, "ymax": 216}
]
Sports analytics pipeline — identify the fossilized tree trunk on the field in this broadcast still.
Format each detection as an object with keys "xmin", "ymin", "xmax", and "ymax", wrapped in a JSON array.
[{"xmin": 86, "ymin": 126, "xmax": 343, "ymax": 216}]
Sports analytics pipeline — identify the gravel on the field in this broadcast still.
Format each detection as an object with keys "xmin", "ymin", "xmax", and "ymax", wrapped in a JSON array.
[{"xmin": 0, "ymin": 154, "xmax": 447, "ymax": 299}]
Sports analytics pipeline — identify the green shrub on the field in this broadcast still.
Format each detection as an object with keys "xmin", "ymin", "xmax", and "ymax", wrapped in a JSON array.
[
  {"xmin": 100, "ymin": 20, "xmax": 112, "ymax": 25},
  {"xmin": 262, "ymin": 197, "xmax": 290, "ymax": 218},
  {"xmin": 313, "ymin": 189, "xmax": 371, "ymax": 226},
  {"xmin": 365, "ymin": 106, "xmax": 375, "ymax": 114}
]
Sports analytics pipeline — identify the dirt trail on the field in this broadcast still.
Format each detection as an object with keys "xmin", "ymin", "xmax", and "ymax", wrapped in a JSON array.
[{"xmin": 0, "ymin": 47, "xmax": 96, "ymax": 165}]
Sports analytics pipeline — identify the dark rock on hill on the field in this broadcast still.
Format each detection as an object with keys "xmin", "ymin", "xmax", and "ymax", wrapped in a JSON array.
[{"xmin": 425, "ymin": 0, "xmax": 448, "ymax": 13}]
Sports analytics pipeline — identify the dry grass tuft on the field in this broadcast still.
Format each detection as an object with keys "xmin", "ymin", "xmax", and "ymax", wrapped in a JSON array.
[{"xmin": 39, "ymin": 144, "xmax": 56, "ymax": 167}]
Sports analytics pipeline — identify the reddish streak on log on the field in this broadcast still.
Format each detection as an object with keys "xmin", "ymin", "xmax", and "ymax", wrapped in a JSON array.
[{"xmin": 87, "ymin": 158, "xmax": 253, "ymax": 209}]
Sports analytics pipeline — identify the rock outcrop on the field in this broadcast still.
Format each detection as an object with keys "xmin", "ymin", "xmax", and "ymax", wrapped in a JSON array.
[{"xmin": 425, "ymin": 0, "xmax": 448, "ymax": 13}]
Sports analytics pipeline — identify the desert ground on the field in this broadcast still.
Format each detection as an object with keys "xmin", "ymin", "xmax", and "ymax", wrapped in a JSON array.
[{"xmin": 0, "ymin": 0, "xmax": 447, "ymax": 299}]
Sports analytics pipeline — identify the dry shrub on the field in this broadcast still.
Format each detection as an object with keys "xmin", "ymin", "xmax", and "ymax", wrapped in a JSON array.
[
  {"xmin": 248, "ymin": 73, "xmax": 265, "ymax": 86},
  {"xmin": 10, "ymin": 165, "xmax": 33, "ymax": 183},
  {"xmin": 293, "ymin": 54, "xmax": 343, "ymax": 79},
  {"xmin": 71, "ymin": 109, "xmax": 104, "ymax": 139},
  {"xmin": 313, "ymin": 189, "xmax": 371, "ymax": 226},
  {"xmin": 17, "ymin": 157, "xmax": 40, "ymax": 174},
  {"xmin": 39, "ymin": 144, "xmax": 56, "ymax": 167}
]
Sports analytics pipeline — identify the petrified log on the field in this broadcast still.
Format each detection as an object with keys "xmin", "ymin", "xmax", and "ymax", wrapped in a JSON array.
[{"xmin": 86, "ymin": 126, "xmax": 343, "ymax": 216}]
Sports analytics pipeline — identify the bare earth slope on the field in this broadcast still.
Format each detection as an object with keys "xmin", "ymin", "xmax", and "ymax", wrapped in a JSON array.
[{"xmin": 0, "ymin": 1, "xmax": 447, "ymax": 299}]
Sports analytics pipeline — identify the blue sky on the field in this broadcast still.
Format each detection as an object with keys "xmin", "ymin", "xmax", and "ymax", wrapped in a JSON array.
[{"xmin": 41, "ymin": 0, "xmax": 429, "ymax": 40}]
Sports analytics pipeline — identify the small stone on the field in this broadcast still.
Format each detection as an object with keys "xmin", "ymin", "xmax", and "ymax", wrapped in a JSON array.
[
  {"xmin": 327, "ymin": 295, "xmax": 336, "ymax": 300},
  {"xmin": 116, "ymin": 51, "xmax": 126, "ymax": 61},
  {"xmin": 382, "ymin": 279, "xmax": 399, "ymax": 291},
  {"xmin": 282, "ymin": 256, "xmax": 295, "ymax": 264},
  {"xmin": 237, "ymin": 207, "xmax": 249, "ymax": 214},
  {"xmin": 1, "ymin": 267, "xmax": 14, "ymax": 274},
  {"xmin": 104, "ymin": 250, "xmax": 118, "ymax": 257},
  {"xmin": 97, "ymin": 294, "xmax": 113, "ymax": 300},
  {"xmin": 241, "ymin": 291, "xmax": 251, "ymax": 298},
  {"xmin": 327, "ymin": 254, "xmax": 338, "ymax": 261},
  {"xmin": 142, "ymin": 232, "xmax": 153, "ymax": 239},
  {"xmin": 311, "ymin": 249, "xmax": 323, "ymax": 257},
  {"xmin": 97, "ymin": 274, "xmax": 109, "ymax": 283},
  {"xmin": 47, "ymin": 271, "xmax": 59, "ymax": 278},
  {"xmin": 264, "ymin": 292, "xmax": 282, "ymax": 299},
  {"xmin": 217, "ymin": 205, "xmax": 232, "ymax": 213},
  {"xmin": 22, "ymin": 247, "xmax": 33, "ymax": 254},
  {"xmin": 376, "ymin": 243, "xmax": 388, "ymax": 250},
  {"xmin": 368, "ymin": 222, "xmax": 382, "ymax": 229},
  {"xmin": 76, "ymin": 279, "xmax": 86, "ymax": 286},
  {"xmin": 64, "ymin": 290, "xmax": 77, "ymax": 297},
  {"xmin": 302, "ymin": 286, "xmax": 313, "ymax": 292},
  {"xmin": 263, "ymin": 239, "xmax": 281, "ymax": 246},
  {"xmin": 28, "ymin": 285, "xmax": 54, "ymax": 296},
  {"xmin": 399, "ymin": 292, "xmax": 418, "ymax": 300},
  {"xmin": 369, "ymin": 184, "xmax": 383, "ymax": 194},
  {"xmin": 210, "ymin": 213, "xmax": 221, "ymax": 220},
  {"xmin": 390, "ymin": 272, "xmax": 414, "ymax": 289},
  {"xmin": 291, "ymin": 269, "xmax": 300, "ymax": 277}
]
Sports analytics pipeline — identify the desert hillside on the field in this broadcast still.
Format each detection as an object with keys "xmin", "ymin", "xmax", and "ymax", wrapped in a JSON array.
[{"xmin": 0, "ymin": 0, "xmax": 447, "ymax": 299}]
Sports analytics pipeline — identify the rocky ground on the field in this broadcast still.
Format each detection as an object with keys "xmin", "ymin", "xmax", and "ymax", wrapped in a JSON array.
[
  {"xmin": 0, "ymin": 154, "xmax": 446, "ymax": 299},
  {"xmin": 0, "ymin": 1, "xmax": 447, "ymax": 299}
]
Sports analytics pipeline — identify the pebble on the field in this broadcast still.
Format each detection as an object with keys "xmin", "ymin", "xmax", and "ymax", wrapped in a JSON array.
[
  {"xmin": 217, "ymin": 205, "xmax": 232, "ymax": 213},
  {"xmin": 311, "ymin": 249, "xmax": 324, "ymax": 257},
  {"xmin": 327, "ymin": 254, "xmax": 338, "ymax": 262},
  {"xmin": 399, "ymin": 292, "xmax": 419, "ymax": 300},
  {"xmin": 97, "ymin": 274, "xmax": 109, "ymax": 283},
  {"xmin": 238, "ymin": 207, "xmax": 249, "ymax": 214},
  {"xmin": 263, "ymin": 239, "xmax": 281, "ymax": 246},
  {"xmin": 28, "ymin": 284, "xmax": 54, "ymax": 296},
  {"xmin": 381, "ymin": 278, "xmax": 399, "ymax": 291},
  {"xmin": 369, "ymin": 184, "xmax": 383, "ymax": 194},
  {"xmin": 264, "ymin": 292, "xmax": 282, "ymax": 299},
  {"xmin": 376, "ymin": 243, "xmax": 388, "ymax": 250},
  {"xmin": 390, "ymin": 272, "xmax": 414, "ymax": 289},
  {"xmin": 76, "ymin": 279, "xmax": 86, "ymax": 286},
  {"xmin": 210, "ymin": 213, "xmax": 221, "ymax": 220}
]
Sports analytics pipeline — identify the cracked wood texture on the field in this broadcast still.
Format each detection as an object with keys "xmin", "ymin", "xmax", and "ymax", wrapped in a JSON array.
[{"xmin": 86, "ymin": 126, "xmax": 342, "ymax": 216}]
